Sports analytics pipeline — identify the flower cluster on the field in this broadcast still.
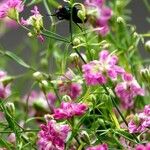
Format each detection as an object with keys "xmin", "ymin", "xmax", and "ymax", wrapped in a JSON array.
[
  {"xmin": 53, "ymin": 101, "xmax": 88, "ymax": 120},
  {"xmin": 115, "ymin": 73, "xmax": 144, "ymax": 109},
  {"xmin": 37, "ymin": 120, "xmax": 70, "ymax": 150},
  {"xmin": 82, "ymin": 50, "xmax": 124, "ymax": 85},
  {"xmin": 84, "ymin": 0, "xmax": 112, "ymax": 36},
  {"xmin": 0, "ymin": 0, "xmax": 24, "ymax": 20},
  {"xmin": 58, "ymin": 69, "xmax": 82, "ymax": 100},
  {"xmin": 128, "ymin": 105, "xmax": 150, "ymax": 133},
  {"xmin": 0, "ymin": 70, "xmax": 11, "ymax": 99}
]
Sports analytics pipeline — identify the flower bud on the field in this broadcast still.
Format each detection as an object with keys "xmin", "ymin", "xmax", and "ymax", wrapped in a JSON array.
[
  {"xmin": 145, "ymin": 41, "xmax": 150, "ymax": 52},
  {"xmin": 140, "ymin": 67, "xmax": 150, "ymax": 83},
  {"xmin": 73, "ymin": 38, "xmax": 81, "ymax": 46},
  {"xmin": 0, "ymin": 76, "xmax": 14, "ymax": 87},
  {"xmin": 80, "ymin": 131, "xmax": 90, "ymax": 145},
  {"xmin": 5, "ymin": 102, "xmax": 15, "ymax": 116},
  {"xmin": 7, "ymin": 9, "xmax": 19, "ymax": 21},
  {"xmin": 117, "ymin": 17, "xmax": 125, "ymax": 24},
  {"xmin": 78, "ymin": 10, "xmax": 86, "ymax": 22},
  {"xmin": 33, "ymin": 71, "xmax": 44, "ymax": 81},
  {"xmin": 70, "ymin": 53, "xmax": 79, "ymax": 61},
  {"xmin": 133, "ymin": 114, "xmax": 140, "ymax": 126},
  {"xmin": 27, "ymin": 32, "xmax": 33, "ymax": 37},
  {"xmin": 39, "ymin": 80, "xmax": 49, "ymax": 92},
  {"xmin": 44, "ymin": 114, "xmax": 53, "ymax": 122},
  {"xmin": 40, "ymin": 58, "xmax": 48, "ymax": 67},
  {"xmin": 62, "ymin": 95, "xmax": 72, "ymax": 102}
]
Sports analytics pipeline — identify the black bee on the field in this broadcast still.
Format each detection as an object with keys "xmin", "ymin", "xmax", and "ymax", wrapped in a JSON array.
[{"xmin": 53, "ymin": 5, "xmax": 87, "ymax": 23}]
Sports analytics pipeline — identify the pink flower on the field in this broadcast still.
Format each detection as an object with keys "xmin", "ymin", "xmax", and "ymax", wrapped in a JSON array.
[
  {"xmin": 0, "ymin": 70, "xmax": 11, "ymax": 99},
  {"xmin": 37, "ymin": 120, "xmax": 70, "ymax": 150},
  {"xmin": 0, "ymin": 0, "xmax": 24, "ymax": 19},
  {"xmin": 53, "ymin": 102, "xmax": 88, "ymax": 119},
  {"xmin": 84, "ymin": 0, "xmax": 112, "ymax": 36},
  {"xmin": 58, "ymin": 69, "xmax": 82, "ymax": 100},
  {"xmin": 135, "ymin": 143, "xmax": 150, "ymax": 150},
  {"xmin": 82, "ymin": 50, "xmax": 124, "ymax": 85},
  {"xmin": 86, "ymin": 144, "xmax": 108, "ymax": 150},
  {"xmin": 115, "ymin": 73, "xmax": 144, "ymax": 109},
  {"xmin": 128, "ymin": 105, "xmax": 150, "ymax": 133},
  {"xmin": 20, "ymin": 6, "xmax": 44, "ymax": 42}
]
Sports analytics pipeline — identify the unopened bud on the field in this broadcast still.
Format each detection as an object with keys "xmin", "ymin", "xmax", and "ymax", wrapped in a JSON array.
[
  {"xmin": 145, "ymin": 41, "xmax": 150, "ymax": 52},
  {"xmin": 0, "ymin": 76, "xmax": 14, "ymax": 87},
  {"xmin": 117, "ymin": 17, "xmax": 125, "ymax": 24},
  {"xmin": 39, "ymin": 80, "xmax": 49, "ymax": 92},
  {"xmin": 133, "ymin": 32, "xmax": 138, "ymax": 39},
  {"xmin": 134, "ymin": 114, "xmax": 140, "ymax": 126},
  {"xmin": 80, "ymin": 131, "xmax": 90, "ymax": 145},
  {"xmin": 78, "ymin": 10, "xmax": 86, "ymax": 22},
  {"xmin": 5, "ymin": 102, "xmax": 15, "ymax": 116},
  {"xmin": 73, "ymin": 38, "xmax": 81, "ymax": 46},
  {"xmin": 44, "ymin": 114, "xmax": 53, "ymax": 122},
  {"xmin": 27, "ymin": 32, "xmax": 33, "ymax": 37},
  {"xmin": 33, "ymin": 71, "xmax": 44, "ymax": 81},
  {"xmin": 140, "ymin": 67, "xmax": 150, "ymax": 83},
  {"xmin": 62, "ymin": 95, "xmax": 71, "ymax": 102}
]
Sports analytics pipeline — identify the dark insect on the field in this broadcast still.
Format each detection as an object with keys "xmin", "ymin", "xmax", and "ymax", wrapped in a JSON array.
[{"xmin": 53, "ymin": 5, "xmax": 87, "ymax": 23}]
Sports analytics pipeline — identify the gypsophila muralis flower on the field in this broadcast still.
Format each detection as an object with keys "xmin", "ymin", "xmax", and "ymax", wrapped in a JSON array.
[
  {"xmin": 37, "ymin": 119, "xmax": 70, "ymax": 150},
  {"xmin": 82, "ymin": 50, "xmax": 124, "ymax": 85},
  {"xmin": 53, "ymin": 101, "xmax": 88, "ymax": 120},
  {"xmin": 86, "ymin": 143, "xmax": 108, "ymax": 150},
  {"xmin": 115, "ymin": 73, "xmax": 144, "ymax": 109}
]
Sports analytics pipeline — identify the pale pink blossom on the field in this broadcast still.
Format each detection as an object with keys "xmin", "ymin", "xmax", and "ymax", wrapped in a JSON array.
[
  {"xmin": 128, "ymin": 105, "xmax": 150, "ymax": 133},
  {"xmin": 84, "ymin": 0, "xmax": 112, "ymax": 36},
  {"xmin": 37, "ymin": 120, "xmax": 70, "ymax": 150},
  {"xmin": 0, "ymin": 0, "xmax": 24, "ymax": 19},
  {"xmin": 82, "ymin": 50, "xmax": 124, "ymax": 85},
  {"xmin": 115, "ymin": 73, "xmax": 144, "ymax": 109}
]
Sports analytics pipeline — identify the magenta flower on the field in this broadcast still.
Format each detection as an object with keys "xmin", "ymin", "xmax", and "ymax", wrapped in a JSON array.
[
  {"xmin": 135, "ymin": 143, "xmax": 150, "ymax": 150},
  {"xmin": 0, "ymin": 0, "xmax": 24, "ymax": 19},
  {"xmin": 37, "ymin": 120, "xmax": 70, "ymax": 150},
  {"xmin": 82, "ymin": 50, "xmax": 124, "ymax": 85},
  {"xmin": 115, "ymin": 73, "xmax": 144, "ymax": 109},
  {"xmin": 58, "ymin": 69, "xmax": 82, "ymax": 100},
  {"xmin": 86, "ymin": 144, "xmax": 108, "ymax": 150},
  {"xmin": 53, "ymin": 101, "xmax": 88, "ymax": 120},
  {"xmin": 84, "ymin": 0, "xmax": 112, "ymax": 36},
  {"xmin": 0, "ymin": 70, "xmax": 11, "ymax": 99}
]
